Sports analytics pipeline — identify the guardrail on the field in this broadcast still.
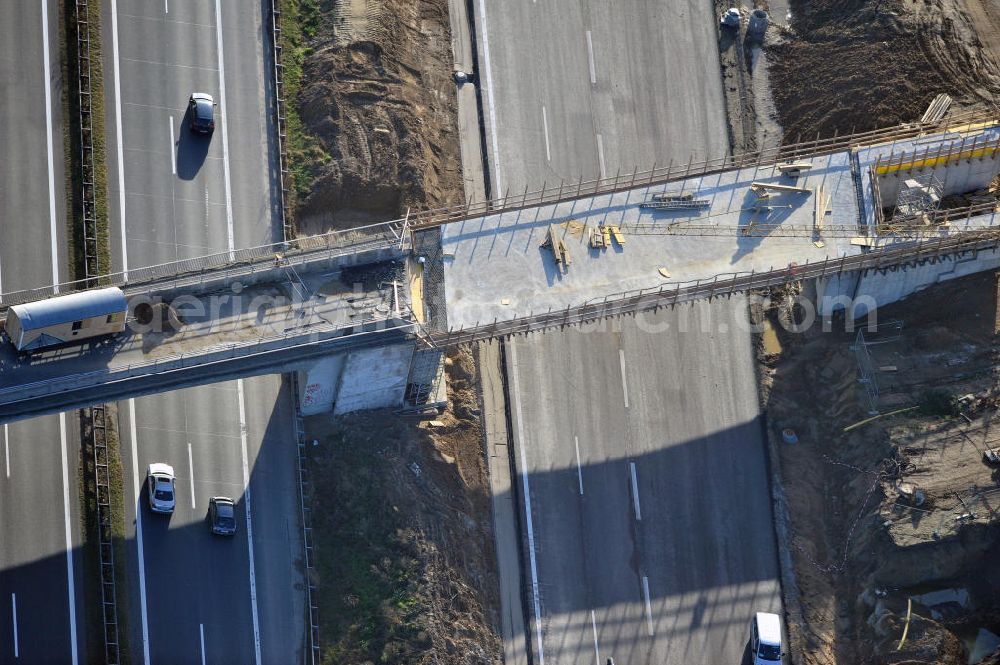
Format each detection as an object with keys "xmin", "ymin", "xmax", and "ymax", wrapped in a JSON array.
[
  {"xmin": 0, "ymin": 220, "xmax": 408, "ymax": 311},
  {"xmin": 406, "ymin": 111, "xmax": 999, "ymax": 231},
  {"xmin": 0, "ymin": 316, "xmax": 416, "ymax": 408},
  {"xmin": 425, "ymin": 222, "xmax": 1000, "ymax": 347},
  {"xmin": 267, "ymin": 0, "xmax": 293, "ymax": 242}
]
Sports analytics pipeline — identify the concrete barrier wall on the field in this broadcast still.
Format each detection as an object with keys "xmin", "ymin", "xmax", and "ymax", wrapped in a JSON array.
[
  {"xmin": 877, "ymin": 154, "xmax": 1000, "ymax": 203},
  {"xmin": 819, "ymin": 249, "xmax": 1000, "ymax": 318}
]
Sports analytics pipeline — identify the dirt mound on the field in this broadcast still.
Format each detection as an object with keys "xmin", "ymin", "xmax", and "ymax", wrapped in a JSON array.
[
  {"xmin": 766, "ymin": 0, "xmax": 1000, "ymax": 139},
  {"xmin": 303, "ymin": 347, "xmax": 501, "ymax": 664},
  {"xmin": 295, "ymin": 0, "xmax": 463, "ymax": 234}
]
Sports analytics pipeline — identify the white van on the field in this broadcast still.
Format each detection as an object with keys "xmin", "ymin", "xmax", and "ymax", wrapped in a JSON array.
[{"xmin": 750, "ymin": 612, "xmax": 783, "ymax": 664}]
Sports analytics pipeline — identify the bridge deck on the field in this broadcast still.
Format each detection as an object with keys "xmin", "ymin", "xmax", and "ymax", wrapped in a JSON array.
[{"xmin": 442, "ymin": 150, "xmax": 861, "ymax": 329}]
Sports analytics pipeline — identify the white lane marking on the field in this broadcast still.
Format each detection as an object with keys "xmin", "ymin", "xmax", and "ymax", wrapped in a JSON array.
[
  {"xmin": 477, "ymin": 0, "xmax": 503, "ymax": 196},
  {"xmin": 541, "ymin": 106, "xmax": 551, "ymax": 162},
  {"xmin": 507, "ymin": 342, "xmax": 546, "ymax": 665},
  {"xmin": 11, "ymin": 593, "xmax": 19, "ymax": 658},
  {"xmin": 629, "ymin": 462, "xmax": 642, "ymax": 521},
  {"xmin": 590, "ymin": 609, "xmax": 600, "ymax": 665},
  {"xmin": 236, "ymin": 380, "xmax": 262, "ymax": 665},
  {"xmin": 129, "ymin": 400, "xmax": 152, "ymax": 665},
  {"xmin": 596, "ymin": 133, "xmax": 607, "ymax": 180},
  {"xmin": 618, "ymin": 348, "xmax": 629, "ymax": 408},
  {"xmin": 187, "ymin": 443, "xmax": 196, "ymax": 509},
  {"xmin": 214, "ymin": 0, "xmax": 235, "ymax": 258},
  {"xmin": 586, "ymin": 31, "xmax": 597, "ymax": 84},
  {"xmin": 574, "ymin": 435, "xmax": 583, "ymax": 496},
  {"xmin": 199, "ymin": 623, "xmax": 206, "ymax": 665},
  {"xmin": 164, "ymin": 0, "xmax": 168, "ymax": 13},
  {"xmin": 642, "ymin": 575, "xmax": 654, "ymax": 636},
  {"xmin": 169, "ymin": 116, "xmax": 176, "ymax": 175},
  {"xmin": 110, "ymin": 0, "xmax": 129, "ymax": 277},
  {"xmin": 59, "ymin": 415, "xmax": 79, "ymax": 665},
  {"xmin": 41, "ymin": 0, "xmax": 60, "ymax": 291},
  {"xmin": 4, "ymin": 425, "xmax": 9, "ymax": 478}
]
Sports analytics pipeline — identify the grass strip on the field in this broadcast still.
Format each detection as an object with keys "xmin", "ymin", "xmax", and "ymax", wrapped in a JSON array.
[{"xmin": 278, "ymin": 0, "xmax": 332, "ymax": 213}]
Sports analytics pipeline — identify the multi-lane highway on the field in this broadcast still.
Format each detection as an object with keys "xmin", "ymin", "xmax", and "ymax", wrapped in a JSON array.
[
  {"xmin": 102, "ymin": 0, "xmax": 302, "ymax": 662},
  {"xmin": 477, "ymin": 0, "xmax": 727, "ymax": 196},
  {"xmin": 472, "ymin": 0, "xmax": 783, "ymax": 662},
  {"xmin": 0, "ymin": 1, "xmax": 86, "ymax": 663}
]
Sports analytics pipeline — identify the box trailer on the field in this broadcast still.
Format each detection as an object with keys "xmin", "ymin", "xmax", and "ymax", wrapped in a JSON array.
[{"xmin": 4, "ymin": 287, "xmax": 128, "ymax": 352}]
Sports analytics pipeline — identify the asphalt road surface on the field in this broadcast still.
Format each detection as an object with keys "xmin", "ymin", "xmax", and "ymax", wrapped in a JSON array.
[
  {"xmin": 0, "ymin": 1, "xmax": 86, "ymax": 663},
  {"xmin": 472, "ymin": 0, "xmax": 783, "ymax": 662},
  {"xmin": 476, "ymin": 0, "xmax": 729, "ymax": 197},
  {"xmin": 102, "ymin": 0, "xmax": 302, "ymax": 662},
  {"xmin": 505, "ymin": 308, "xmax": 781, "ymax": 664}
]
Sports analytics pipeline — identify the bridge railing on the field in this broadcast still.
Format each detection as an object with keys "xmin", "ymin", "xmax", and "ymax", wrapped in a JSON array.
[
  {"xmin": 0, "ymin": 315, "xmax": 417, "ymax": 407},
  {"xmin": 0, "ymin": 220, "xmax": 409, "ymax": 311},
  {"xmin": 406, "ymin": 111, "xmax": 999, "ymax": 231},
  {"xmin": 427, "ymin": 219, "xmax": 1000, "ymax": 346}
]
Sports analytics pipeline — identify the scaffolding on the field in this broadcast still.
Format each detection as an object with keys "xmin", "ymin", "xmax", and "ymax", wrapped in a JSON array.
[{"xmin": 892, "ymin": 171, "xmax": 943, "ymax": 223}]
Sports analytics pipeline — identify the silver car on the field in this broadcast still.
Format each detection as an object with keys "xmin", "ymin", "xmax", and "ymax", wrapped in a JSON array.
[{"xmin": 146, "ymin": 463, "xmax": 176, "ymax": 514}]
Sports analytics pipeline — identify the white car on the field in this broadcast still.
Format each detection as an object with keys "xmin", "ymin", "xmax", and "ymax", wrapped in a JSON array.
[
  {"xmin": 750, "ymin": 612, "xmax": 783, "ymax": 664},
  {"xmin": 147, "ymin": 463, "xmax": 176, "ymax": 514}
]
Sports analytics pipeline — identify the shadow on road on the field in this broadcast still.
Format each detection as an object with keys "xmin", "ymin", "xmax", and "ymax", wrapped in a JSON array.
[{"xmin": 176, "ymin": 111, "xmax": 210, "ymax": 180}]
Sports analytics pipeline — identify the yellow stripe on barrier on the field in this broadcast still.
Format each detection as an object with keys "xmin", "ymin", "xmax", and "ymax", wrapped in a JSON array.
[{"xmin": 876, "ymin": 145, "xmax": 1000, "ymax": 175}]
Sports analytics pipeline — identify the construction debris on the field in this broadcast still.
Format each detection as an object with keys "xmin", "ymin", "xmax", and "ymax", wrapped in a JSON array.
[
  {"xmin": 750, "ymin": 181, "xmax": 812, "ymax": 194},
  {"xmin": 640, "ymin": 195, "xmax": 712, "ymax": 210},
  {"xmin": 776, "ymin": 162, "xmax": 814, "ymax": 177},
  {"xmin": 589, "ymin": 224, "xmax": 625, "ymax": 250},
  {"xmin": 541, "ymin": 224, "xmax": 571, "ymax": 271},
  {"xmin": 920, "ymin": 93, "xmax": 953, "ymax": 124}
]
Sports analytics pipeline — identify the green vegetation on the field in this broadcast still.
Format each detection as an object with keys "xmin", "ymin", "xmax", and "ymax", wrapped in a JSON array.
[
  {"xmin": 78, "ymin": 407, "xmax": 131, "ymax": 665},
  {"xmin": 306, "ymin": 430, "xmax": 427, "ymax": 664},
  {"xmin": 278, "ymin": 0, "xmax": 332, "ymax": 214},
  {"xmin": 64, "ymin": 0, "xmax": 112, "ymax": 281},
  {"xmin": 918, "ymin": 388, "xmax": 956, "ymax": 417}
]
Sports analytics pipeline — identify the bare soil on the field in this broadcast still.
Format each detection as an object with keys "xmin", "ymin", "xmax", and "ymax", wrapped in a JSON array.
[
  {"xmin": 759, "ymin": 272, "xmax": 1000, "ymax": 664},
  {"xmin": 303, "ymin": 346, "xmax": 502, "ymax": 665},
  {"xmin": 764, "ymin": 0, "xmax": 1000, "ymax": 139},
  {"xmin": 294, "ymin": 0, "xmax": 463, "ymax": 234}
]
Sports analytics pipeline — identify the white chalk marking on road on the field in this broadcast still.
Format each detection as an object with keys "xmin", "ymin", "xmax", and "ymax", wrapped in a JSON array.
[
  {"xmin": 129, "ymin": 400, "xmax": 152, "ymax": 665},
  {"xmin": 542, "ymin": 106, "xmax": 551, "ymax": 162},
  {"xmin": 477, "ymin": 0, "xmax": 503, "ymax": 195},
  {"xmin": 169, "ymin": 116, "xmax": 176, "ymax": 175},
  {"xmin": 642, "ymin": 575, "xmax": 654, "ymax": 635},
  {"xmin": 629, "ymin": 461, "xmax": 642, "ymax": 521},
  {"xmin": 574, "ymin": 435, "xmax": 584, "ymax": 495},
  {"xmin": 590, "ymin": 609, "xmax": 600, "ymax": 665},
  {"xmin": 596, "ymin": 133, "xmax": 607, "ymax": 180},
  {"xmin": 618, "ymin": 348, "xmax": 629, "ymax": 408},
  {"xmin": 11, "ymin": 593, "xmax": 19, "ymax": 658},
  {"xmin": 110, "ymin": 0, "xmax": 129, "ymax": 278},
  {"xmin": 236, "ymin": 380, "xmax": 263, "ymax": 665},
  {"xmin": 59, "ymin": 414, "xmax": 79, "ymax": 665},
  {"xmin": 507, "ymin": 342, "xmax": 546, "ymax": 665},
  {"xmin": 586, "ymin": 31, "xmax": 597, "ymax": 84},
  {"xmin": 165, "ymin": 0, "xmax": 168, "ymax": 13},
  {"xmin": 187, "ymin": 443, "xmax": 196, "ymax": 509},
  {"xmin": 214, "ymin": 0, "xmax": 235, "ymax": 258},
  {"xmin": 4, "ymin": 425, "xmax": 9, "ymax": 478},
  {"xmin": 42, "ymin": 0, "xmax": 60, "ymax": 291},
  {"xmin": 199, "ymin": 623, "xmax": 206, "ymax": 665}
]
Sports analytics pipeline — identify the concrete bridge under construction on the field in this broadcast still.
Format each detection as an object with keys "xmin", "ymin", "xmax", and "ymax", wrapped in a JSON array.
[{"xmin": 1, "ymin": 113, "xmax": 999, "ymax": 422}]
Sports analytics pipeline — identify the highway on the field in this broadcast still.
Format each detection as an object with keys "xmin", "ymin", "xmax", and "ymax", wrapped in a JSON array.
[
  {"xmin": 0, "ymin": 1, "xmax": 86, "ymax": 663},
  {"xmin": 102, "ymin": 0, "xmax": 302, "ymax": 662},
  {"xmin": 477, "ymin": 0, "xmax": 727, "ymax": 196},
  {"xmin": 472, "ymin": 0, "xmax": 783, "ymax": 662}
]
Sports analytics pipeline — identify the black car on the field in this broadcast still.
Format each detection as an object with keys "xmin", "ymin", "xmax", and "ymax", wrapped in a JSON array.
[
  {"xmin": 208, "ymin": 496, "xmax": 236, "ymax": 536},
  {"xmin": 188, "ymin": 93, "xmax": 215, "ymax": 134}
]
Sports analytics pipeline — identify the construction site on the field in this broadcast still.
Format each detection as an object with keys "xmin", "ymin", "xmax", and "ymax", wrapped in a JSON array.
[{"xmin": 281, "ymin": 0, "xmax": 1000, "ymax": 660}]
